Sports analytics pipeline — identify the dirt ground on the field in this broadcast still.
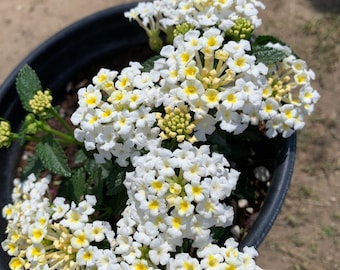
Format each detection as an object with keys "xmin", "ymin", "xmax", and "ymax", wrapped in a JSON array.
[{"xmin": 0, "ymin": 0, "xmax": 339, "ymax": 269}]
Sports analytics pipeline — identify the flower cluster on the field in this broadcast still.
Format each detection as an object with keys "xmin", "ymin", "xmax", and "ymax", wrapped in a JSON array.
[
  {"xmin": 123, "ymin": 142, "xmax": 238, "ymax": 248},
  {"xmin": 125, "ymin": 0, "xmax": 265, "ymax": 50},
  {"xmin": 154, "ymin": 28, "xmax": 268, "ymax": 137},
  {"xmin": 2, "ymin": 172, "xmax": 261, "ymax": 269},
  {"xmin": 2, "ymin": 174, "xmax": 116, "ymax": 270},
  {"xmin": 70, "ymin": 63, "xmax": 161, "ymax": 166},
  {"xmin": 261, "ymin": 42, "xmax": 320, "ymax": 137}
]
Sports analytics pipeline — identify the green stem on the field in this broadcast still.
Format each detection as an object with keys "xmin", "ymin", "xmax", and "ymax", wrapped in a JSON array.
[
  {"xmin": 40, "ymin": 123, "xmax": 76, "ymax": 144},
  {"xmin": 49, "ymin": 107, "xmax": 74, "ymax": 136}
]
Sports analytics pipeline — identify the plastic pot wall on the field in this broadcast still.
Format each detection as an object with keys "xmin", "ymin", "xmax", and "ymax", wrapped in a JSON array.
[{"xmin": 0, "ymin": 3, "xmax": 296, "ymax": 268}]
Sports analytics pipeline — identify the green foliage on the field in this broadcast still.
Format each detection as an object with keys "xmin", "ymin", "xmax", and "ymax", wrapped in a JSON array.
[
  {"xmin": 20, "ymin": 154, "xmax": 44, "ymax": 180},
  {"xmin": 232, "ymin": 174, "xmax": 256, "ymax": 201},
  {"xmin": 15, "ymin": 65, "xmax": 42, "ymax": 112},
  {"xmin": 252, "ymin": 35, "xmax": 287, "ymax": 47},
  {"xmin": 36, "ymin": 134, "xmax": 71, "ymax": 177},
  {"xmin": 251, "ymin": 35, "xmax": 288, "ymax": 65},
  {"xmin": 142, "ymin": 54, "xmax": 162, "ymax": 72},
  {"xmin": 252, "ymin": 45, "xmax": 288, "ymax": 65},
  {"xmin": 58, "ymin": 167, "xmax": 86, "ymax": 203}
]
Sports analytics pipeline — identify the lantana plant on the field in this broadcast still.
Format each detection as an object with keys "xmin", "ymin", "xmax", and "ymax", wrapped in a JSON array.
[{"xmin": 0, "ymin": 0, "xmax": 319, "ymax": 269}]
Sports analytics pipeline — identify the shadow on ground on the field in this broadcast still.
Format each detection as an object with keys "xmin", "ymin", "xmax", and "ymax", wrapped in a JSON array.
[{"xmin": 309, "ymin": 0, "xmax": 340, "ymax": 13}]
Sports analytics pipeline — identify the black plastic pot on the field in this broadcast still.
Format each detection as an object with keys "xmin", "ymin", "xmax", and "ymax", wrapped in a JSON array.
[{"xmin": 0, "ymin": 2, "xmax": 296, "ymax": 268}]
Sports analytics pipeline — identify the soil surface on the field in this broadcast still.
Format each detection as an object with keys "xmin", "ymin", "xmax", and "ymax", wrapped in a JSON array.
[{"xmin": 0, "ymin": 1, "xmax": 339, "ymax": 269}]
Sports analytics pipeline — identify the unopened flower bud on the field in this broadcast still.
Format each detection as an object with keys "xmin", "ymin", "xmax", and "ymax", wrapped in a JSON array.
[
  {"xmin": 0, "ymin": 120, "xmax": 12, "ymax": 148},
  {"xmin": 173, "ymin": 23, "xmax": 194, "ymax": 38},
  {"xmin": 157, "ymin": 105, "xmax": 197, "ymax": 143},
  {"xmin": 29, "ymin": 90, "xmax": 53, "ymax": 116},
  {"xmin": 226, "ymin": 17, "xmax": 254, "ymax": 41},
  {"xmin": 148, "ymin": 30, "xmax": 163, "ymax": 52}
]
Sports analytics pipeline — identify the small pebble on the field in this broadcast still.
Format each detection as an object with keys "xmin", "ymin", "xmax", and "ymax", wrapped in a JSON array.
[
  {"xmin": 246, "ymin": 207, "xmax": 254, "ymax": 214},
  {"xmin": 230, "ymin": 225, "xmax": 241, "ymax": 238},
  {"xmin": 238, "ymin": 199, "xmax": 248, "ymax": 208},
  {"xmin": 254, "ymin": 165, "xmax": 271, "ymax": 182}
]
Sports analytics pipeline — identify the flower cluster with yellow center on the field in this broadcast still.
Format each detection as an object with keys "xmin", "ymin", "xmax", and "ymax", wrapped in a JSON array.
[{"xmin": 156, "ymin": 105, "xmax": 197, "ymax": 143}]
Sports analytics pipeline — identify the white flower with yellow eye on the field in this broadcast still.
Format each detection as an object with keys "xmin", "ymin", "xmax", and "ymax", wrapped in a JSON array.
[
  {"xmin": 294, "ymin": 71, "xmax": 309, "ymax": 85},
  {"xmin": 168, "ymin": 253, "xmax": 201, "ymax": 270},
  {"xmin": 183, "ymin": 30, "xmax": 202, "ymax": 51},
  {"xmin": 81, "ymin": 110, "xmax": 100, "ymax": 131},
  {"xmin": 113, "ymin": 110, "xmax": 134, "ymax": 136},
  {"xmin": 259, "ymin": 97, "xmax": 279, "ymax": 120},
  {"xmin": 71, "ymin": 230, "xmax": 90, "ymax": 249},
  {"xmin": 84, "ymin": 221, "xmax": 107, "ymax": 242},
  {"xmin": 184, "ymin": 183, "xmax": 207, "ymax": 203},
  {"xmin": 176, "ymin": 47, "xmax": 195, "ymax": 66},
  {"xmin": 96, "ymin": 103, "xmax": 116, "ymax": 124},
  {"xmin": 198, "ymin": 244, "xmax": 224, "ymax": 269},
  {"xmin": 279, "ymin": 104, "xmax": 297, "ymax": 127},
  {"xmin": 299, "ymin": 85, "xmax": 320, "ymax": 105},
  {"xmin": 201, "ymin": 89, "xmax": 220, "ymax": 109},
  {"xmin": 9, "ymin": 257, "xmax": 26, "ymax": 270},
  {"xmin": 78, "ymin": 85, "xmax": 102, "ymax": 109},
  {"xmin": 28, "ymin": 223, "xmax": 47, "ymax": 244},
  {"xmin": 26, "ymin": 243, "xmax": 45, "ymax": 262},
  {"xmin": 166, "ymin": 215, "xmax": 187, "ymax": 238},
  {"xmin": 178, "ymin": 79, "xmax": 205, "ymax": 102},
  {"xmin": 174, "ymin": 196, "xmax": 194, "ymax": 217},
  {"xmin": 60, "ymin": 207, "xmax": 88, "ymax": 231},
  {"xmin": 149, "ymin": 177, "xmax": 169, "ymax": 197},
  {"xmin": 220, "ymin": 87, "xmax": 246, "ymax": 111},
  {"xmin": 140, "ymin": 195, "xmax": 166, "ymax": 216},
  {"xmin": 227, "ymin": 52, "xmax": 256, "ymax": 73},
  {"xmin": 76, "ymin": 246, "xmax": 98, "ymax": 267},
  {"xmin": 92, "ymin": 68, "xmax": 118, "ymax": 94},
  {"xmin": 127, "ymin": 89, "xmax": 145, "ymax": 110},
  {"xmin": 201, "ymin": 27, "xmax": 224, "ymax": 50},
  {"xmin": 1, "ymin": 239, "xmax": 19, "ymax": 256},
  {"xmin": 52, "ymin": 197, "xmax": 70, "ymax": 220}
]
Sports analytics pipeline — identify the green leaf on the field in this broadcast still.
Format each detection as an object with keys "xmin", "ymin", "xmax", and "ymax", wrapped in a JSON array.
[
  {"xmin": 142, "ymin": 54, "xmax": 162, "ymax": 72},
  {"xmin": 58, "ymin": 168, "xmax": 85, "ymax": 203},
  {"xmin": 69, "ymin": 168, "xmax": 86, "ymax": 203},
  {"xmin": 74, "ymin": 149, "xmax": 88, "ymax": 165},
  {"xmin": 252, "ymin": 45, "xmax": 288, "ymax": 65},
  {"xmin": 87, "ymin": 167, "xmax": 104, "ymax": 206},
  {"xmin": 232, "ymin": 174, "xmax": 256, "ymax": 201},
  {"xmin": 210, "ymin": 226, "xmax": 232, "ymax": 245},
  {"xmin": 107, "ymin": 190, "xmax": 128, "ymax": 216},
  {"xmin": 36, "ymin": 134, "xmax": 71, "ymax": 177},
  {"xmin": 15, "ymin": 65, "xmax": 42, "ymax": 112},
  {"xmin": 20, "ymin": 154, "xmax": 44, "ymax": 180},
  {"xmin": 106, "ymin": 165, "xmax": 126, "ymax": 196},
  {"xmin": 252, "ymin": 35, "xmax": 287, "ymax": 47}
]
